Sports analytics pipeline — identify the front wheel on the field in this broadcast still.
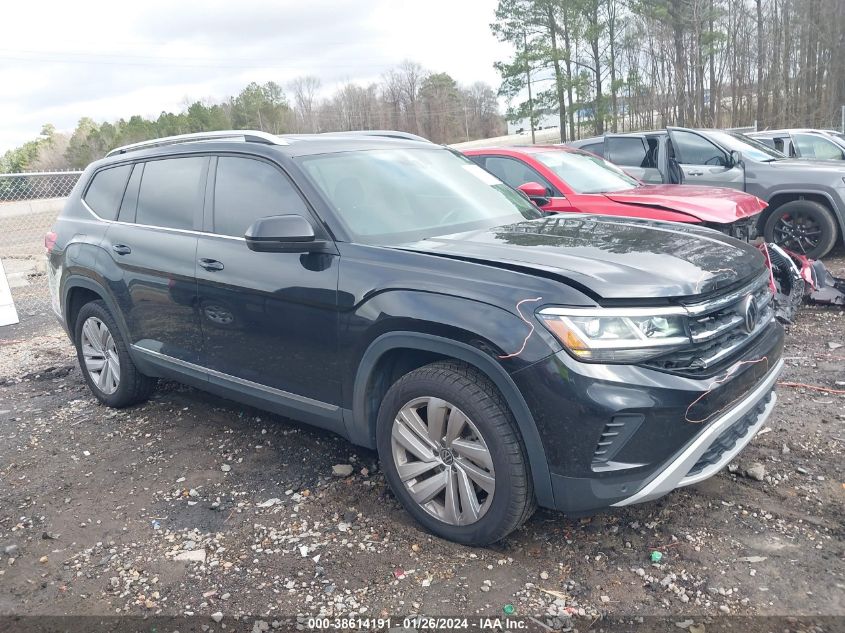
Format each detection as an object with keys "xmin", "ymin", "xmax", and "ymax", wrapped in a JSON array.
[
  {"xmin": 376, "ymin": 361, "xmax": 535, "ymax": 545},
  {"xmin": 763, "ymin": 200, "xmax": 838, "ymax": 259}
]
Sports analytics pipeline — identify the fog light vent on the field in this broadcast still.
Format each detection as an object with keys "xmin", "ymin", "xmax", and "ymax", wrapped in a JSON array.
[{"xmin": 592, "ymin": 414, "xmax": 644, "ymax": 465}]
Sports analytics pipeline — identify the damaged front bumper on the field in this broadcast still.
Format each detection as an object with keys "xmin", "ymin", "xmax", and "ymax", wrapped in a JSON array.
[{"xmin": 612, "ymin": 358, "xmax": 782, "ymax": 506}]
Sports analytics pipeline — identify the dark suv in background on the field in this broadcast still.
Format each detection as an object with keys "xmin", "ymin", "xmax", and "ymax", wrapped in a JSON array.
[
  {"xmin": 571, "ymin": 127, "xmax": 845, "ymax": 258},
  {"xmin": 48, "ymin": 131, "xmax": 784, "ymax": 544}
]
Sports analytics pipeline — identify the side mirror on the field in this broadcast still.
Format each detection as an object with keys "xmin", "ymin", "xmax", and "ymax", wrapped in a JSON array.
[
  {"xmin": 244, "ymin": 214, "xmax": 326, "ymax": 253},
  {"xmin": 729, "ymin": 150, "xmax": 743, "ymax": 168},
  {"xmin": 518, "ymin": 181, "xmax": 550, "ymax": 207}
]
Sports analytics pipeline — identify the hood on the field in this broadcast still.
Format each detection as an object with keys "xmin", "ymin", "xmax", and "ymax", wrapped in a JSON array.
[
  {"xmin": 602, "ymin": 185, "xmax": 766, "ymax": 223},
  {"xmin": 400, "ymin": 216, "xmax": 765, "ymax": 300},
  {"xmin": 763, "ymin": 158, "xmax": 845, "ymax": 173}
]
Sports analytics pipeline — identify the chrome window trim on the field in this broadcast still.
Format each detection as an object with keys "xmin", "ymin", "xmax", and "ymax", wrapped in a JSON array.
[
  {"xmin": 81, "ymin": 199, "xmax": 246, "ymax": 241},
  {"xmin": 131, "ymin": 345, "xmax": 338, "ymax": 412}
]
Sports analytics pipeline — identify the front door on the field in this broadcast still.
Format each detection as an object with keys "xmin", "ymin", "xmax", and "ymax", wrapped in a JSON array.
[
  {"xmin": 667, "ymin": 127, "xmax": 745, "ymax": 190},
  {"xmin": 470, "ymin": 154, "xmax": 573, "ymax": 213},
  {"xmin": 105, "ymin": 157, "xmax": 206, "ymax": 364},
  {"xmin": 195, "ymin": 155, "xmax": 341, "ymax": 414}
]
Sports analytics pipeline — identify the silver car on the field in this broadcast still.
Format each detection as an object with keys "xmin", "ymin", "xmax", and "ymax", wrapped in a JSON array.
[{"xmin": 569, "ymin": 127, "xmax": 845, "ymax": 258}]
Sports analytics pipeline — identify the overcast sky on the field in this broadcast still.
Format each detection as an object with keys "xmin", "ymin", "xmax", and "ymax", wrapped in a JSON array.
[{"xmin": 0, "ymin": 0, "xmax": 515, "ymax": 153}]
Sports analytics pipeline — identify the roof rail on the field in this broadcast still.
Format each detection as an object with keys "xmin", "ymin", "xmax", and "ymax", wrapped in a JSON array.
[
  {"xmin": 321, "ymin": 130, "xmax": 432, "ymax": 143},
  {"xmin": 106, "ymin": 130, "xmax": 289, "ymax": 157}
]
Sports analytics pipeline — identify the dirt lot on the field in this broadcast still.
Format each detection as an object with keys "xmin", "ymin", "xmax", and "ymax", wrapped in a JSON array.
[{"xmin": 1, "ymin": 256, "xmax": 843, "ymax": 632}]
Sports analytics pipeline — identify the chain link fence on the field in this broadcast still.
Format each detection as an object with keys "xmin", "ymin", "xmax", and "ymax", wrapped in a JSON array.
[{"xmin": 0, "ymin": 171, "xmax": 82, "ymax": 323}]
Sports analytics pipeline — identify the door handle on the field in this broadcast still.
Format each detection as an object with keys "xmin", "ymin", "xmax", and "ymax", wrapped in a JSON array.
[
  {"xmin": 198, "ymin": 258, "xmax": 224, "ymax": 272},
  {"xmin": 688, "ymin": 170, "xmax": 704, "ymax": 176},
  {"xmin": 112, "ymin": 244, "xmax": 132, "ymax": 255}
]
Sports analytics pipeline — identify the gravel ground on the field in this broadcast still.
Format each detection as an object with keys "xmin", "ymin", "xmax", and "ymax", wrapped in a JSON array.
[{"xmin": 0, "ymin": 256, "xmax": 843, "ymax": 631}]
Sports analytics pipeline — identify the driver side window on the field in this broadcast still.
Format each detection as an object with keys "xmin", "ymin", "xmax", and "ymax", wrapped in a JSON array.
[
  {"xmin": 793, "ymin": 134, "xmax": 844, "ymax": 160},
  {"xmin": 479, "ymin": 156, "xmax": 556, "ymax": 196},
  {"xmin": 672, "ymin": 131, "xmax": 728, "ymax": 166}
]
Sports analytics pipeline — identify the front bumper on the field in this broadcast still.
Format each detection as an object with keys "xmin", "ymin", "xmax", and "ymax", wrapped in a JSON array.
[
  {"xmin": 612, "ymin": 358, "xmax": 781, "ymax": 506},
  {"xmin": 511, "ymin": 320, "xmax": 784, "ymax": 514}
]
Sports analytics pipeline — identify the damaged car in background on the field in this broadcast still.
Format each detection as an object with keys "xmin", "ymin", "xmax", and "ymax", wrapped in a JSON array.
[{"xmin": 537, "ymin": 134, "xmax": 845, "ymax": 314}]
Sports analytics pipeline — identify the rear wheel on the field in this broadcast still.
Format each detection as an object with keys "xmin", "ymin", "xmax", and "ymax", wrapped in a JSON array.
[
  {"xmin": 74, "ymin": 300, "xmax": 155, "ymax": 407},
  {"xmin": 376, "ymin": 361, "xmax": 535, "ymax": 545},
  {"xmin": 763, "ymin": 199, "xmax": 838, "ymax": 259}
]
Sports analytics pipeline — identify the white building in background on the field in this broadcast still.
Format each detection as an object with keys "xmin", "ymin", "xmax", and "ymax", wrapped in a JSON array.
[{"xmin": 507, "ymin": 114, "xmax": 560, "ymax": 135}]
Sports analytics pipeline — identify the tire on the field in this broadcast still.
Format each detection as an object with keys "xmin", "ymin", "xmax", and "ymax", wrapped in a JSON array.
[
  {"xmin": 763, "ymin": 199, "xmax": 839, "ymax": 259},
  {"xmin": 73, "ymin": 300, "xmax": 155, "ymax": 408},
  {"xmin": 376, "ymin": 360, "xmax": 535, "ymax": 545}
]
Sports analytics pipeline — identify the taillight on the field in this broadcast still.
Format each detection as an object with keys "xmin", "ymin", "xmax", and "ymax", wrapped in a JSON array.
[{"xmin": 45, "ymin": 231, "xmax": 57, "ymax": 253}]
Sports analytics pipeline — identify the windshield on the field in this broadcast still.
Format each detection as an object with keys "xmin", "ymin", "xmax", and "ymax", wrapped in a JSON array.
[
  {"xmin": 298, "ymin": 148, "xmax": 540, "ymax": 244},
  {"xmin": 704, "ymin": 130, "xmax": 786, "ymax": 161},
  {"xmin": 532, "ymin": 150, "xmax": 640, "ymax": 194}
]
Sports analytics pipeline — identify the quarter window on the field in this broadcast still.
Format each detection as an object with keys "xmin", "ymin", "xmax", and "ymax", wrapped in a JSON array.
[
  {"xmin": 213, "ymin": 157, "xmax": 308, "ymax": 237},
  {"xmin": 83, "ymin": 164, "xmax": 132, "ymax": 220},
  {"xmin": 579, "ymin": 142, "xmax": 605, "ymax": 157},
  {"xmin": 671, "ymin": 131, "xmax": 728, "ymax": 166},
  {"xmin": 136, "ymin": 157, "xmax": 206, "ymax": 230}
]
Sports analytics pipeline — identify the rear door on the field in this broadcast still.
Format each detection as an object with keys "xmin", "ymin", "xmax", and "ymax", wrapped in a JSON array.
[
  {"xmin": 666, "ymin": 127, "xmax": 745, "ymax": 190},
  {"xmin": 104, "ymin": 156, "xmax": 206, "ymax": 364},
  {"xmin": 604, "ymin": 135, "xmax": 663, "ymax": 183},
  {"xmin": 194, "ymin": 154, "xmax": 342, "ymax": 420}
]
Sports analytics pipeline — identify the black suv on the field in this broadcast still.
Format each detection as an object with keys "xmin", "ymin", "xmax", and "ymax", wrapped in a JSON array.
[{"xmin": 47, "ymin": 130, "xmax": 784, "ymax": 545}]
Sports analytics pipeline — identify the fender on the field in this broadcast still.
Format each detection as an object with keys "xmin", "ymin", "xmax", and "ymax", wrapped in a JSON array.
[
  {"xmin": 349, "ymin": 331, "xmax": 555, "ymax": 507},
  {"xmin": 61, "ymin": 273, "xmax": 132, "ymax": 346},
  {"xmin": 765, "ymin": 187, "xmax": 845, "ymax": 236}
]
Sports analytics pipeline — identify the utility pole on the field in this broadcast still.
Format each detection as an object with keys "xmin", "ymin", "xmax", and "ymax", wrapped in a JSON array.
[
  {"xmin": 464, "ymin": 102, "xmax": 470, "ymax": 142},
  {"xmin": 524, "ymin": 30, "xmax": 536, "ymax": 145}
]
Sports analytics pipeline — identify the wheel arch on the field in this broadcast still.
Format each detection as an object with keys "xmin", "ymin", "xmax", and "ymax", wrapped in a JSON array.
[
  {"xmin": 761, "ymin": 190, "xmax": 844, "ymax": 241},
  {"xmin": 349, "ymin": 331, "xmax": 555, "ymax": 507},
  {"xmin": 63, "ymin": 275, "xmax": 132, "ymax": 345}
]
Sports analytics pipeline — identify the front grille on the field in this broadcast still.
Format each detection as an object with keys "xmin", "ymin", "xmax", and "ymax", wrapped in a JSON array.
[
  {"xmin": 646, "ymin": 272, "xmax": 774, "ymax": 376},
  {"xmin": 686, "ymin": 388, "xmax": 774, "ymax": 476}
]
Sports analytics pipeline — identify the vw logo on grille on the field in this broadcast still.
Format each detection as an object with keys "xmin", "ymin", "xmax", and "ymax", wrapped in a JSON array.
[{"xmin": 741, "ymin": 295, "xmax": 759, "ymax": 334}]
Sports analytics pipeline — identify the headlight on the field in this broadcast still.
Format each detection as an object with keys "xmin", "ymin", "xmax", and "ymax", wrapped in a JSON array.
[{"xmin": 538, "ymin": 307, "xmax": 690, "ymax": 363}]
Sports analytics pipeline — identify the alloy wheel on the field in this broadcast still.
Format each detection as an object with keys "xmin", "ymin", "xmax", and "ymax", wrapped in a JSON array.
[
  {"xmin": 391, "ymin": 396, "xmax": 495, "ymax": 526},
  {"xmin": 80, "ymin": 316, "xmax": 121, "ymax": 395},
  {"xmin": 772, "ymin": 212, "xmax": 823, "ymax": 254}
]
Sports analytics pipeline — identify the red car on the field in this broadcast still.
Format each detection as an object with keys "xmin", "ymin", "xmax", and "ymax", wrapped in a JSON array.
[
  {"xmin": 463, "ymin": 145, "xmax": 768, "ymax": 239},
  {"xmin": 461, "ymin": 145, "xmax": 845, "ymax": 320}
]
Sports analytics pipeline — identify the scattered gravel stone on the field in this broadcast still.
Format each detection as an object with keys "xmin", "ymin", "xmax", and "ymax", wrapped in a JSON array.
[
  {"xmin": 332, "ymin": 464, "xmax": 353, "ymax": 477},
  {"xmin": 174, "ymin": 549, "xmax": 206, "ymax": 563},
  {"xmin": 745, "ymin": 463, "xmax": 766, "ymax": 481},
  {"xmin": 211, "ymin": 612, "xmax": 224, "ymax": 623}
]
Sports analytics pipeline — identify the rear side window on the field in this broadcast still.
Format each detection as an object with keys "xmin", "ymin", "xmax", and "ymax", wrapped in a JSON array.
[
  {"xmin": 213, "ymin": 157, "xmax": 308, "ymax": 237},
  {"xmin": 607, "ymin": 137, "xmax": 650, "ymax": 167},
  {"xmin": 136, "ymin": 157, "xmax": 206, "ymax": 230},
  {"xmin": 83, "ymin": 165, "xmax": 132, "ymax": 220}
]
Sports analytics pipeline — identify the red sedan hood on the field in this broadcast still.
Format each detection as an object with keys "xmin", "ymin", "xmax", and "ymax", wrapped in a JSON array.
[{"xmin": 602, "ymin": 185, "xmax": 766, "ymax": 224}]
